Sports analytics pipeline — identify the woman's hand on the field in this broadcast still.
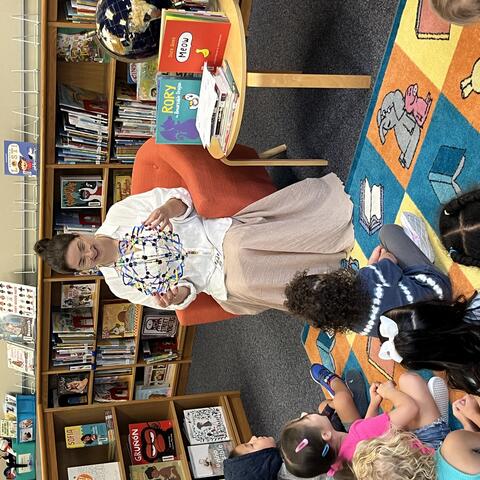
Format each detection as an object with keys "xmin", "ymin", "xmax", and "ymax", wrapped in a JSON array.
[
  {"xmin": 454, "ymin": 395, "xmax": 480, "ymax": 428},
  {"xmin": 144, "ymin": 205, "xmax": 172, "ymax": 231},
  {"xmin": 152, "ymin": 286, "xmax": 190, "ymax": 308}
]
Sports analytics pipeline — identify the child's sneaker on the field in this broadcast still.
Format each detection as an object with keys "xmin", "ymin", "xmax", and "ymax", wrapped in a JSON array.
[
  {"xmin": 401, "ymin": 211, "xmax": 435, "ymax": 263},
  {"xmin": 428, "ymin": 376, "xmax": 449, "ymax": 423},
  {"xmin": 310, "ymin": 364, "xmax": 339, "ymax": 398},
  {"xmin": 344, "ymin": 369, "xmax": 369, "ymax": 418}
]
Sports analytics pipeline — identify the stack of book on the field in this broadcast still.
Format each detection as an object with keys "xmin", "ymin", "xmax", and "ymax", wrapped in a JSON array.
[
  {"xmin": 96, "ymin": 338, "xmax": 136, "ymax": 366},
  {"xmin": 111, "ymin": 84, "xmax": 156, "ymax": 163},
  {"xmin": 57, "ymin": 84, "xmax": 108, "ymax": 164},
  {"xmin": 51, "ymin": 307, "xmax": 95, "ymax": 369},
  {"xmin": 208, "ymin": 61, "xmax": 239, "ymax": 153},
  {"xmin": 64, "ymin": 0, "xmax": 96, "ymax": 23},
  {"xmin": 67, "ymin": 462, "xmax": 122, "ymax": 480},
  {"xmin": 183, "ymin": 406, "xmax": 233, "ymax": 478},
  {"xmin": 140, "ymin": 310, "xmax": 180, "ymax": 364},
  {"xmin": 54, "ymin": 210, "xmax": 101, "ymax": 236}
]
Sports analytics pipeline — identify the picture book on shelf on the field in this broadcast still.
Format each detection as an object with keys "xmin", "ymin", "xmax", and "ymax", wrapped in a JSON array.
[
  {"xmin": 61, "ymin": 283, "xmax": 95, "ymax": 308},
  {"xmin": 58, "ymin": 373, "xmax": 89, "ymax": 395},
  {"xmin": 101, "ymin": 302, "xmax": 140, "ymax": 338},
  {"xmin": 93, "ymin": 381, "xmax": 129, "ymax": 403},
  {"xmin": 64, "ymin": 422, "xmax": 109, "ymax": 448},
  {"xmin": 57, "ymin": 30, "xmax": 105, "ymax": 63},
  {"xmin": 141, "ymin": 311, "xmax": 178, "ymax": 338},
  {"xmin": 58, "ymin": 84, "xmax": 108, "ymax": 116},
  {"xmin": 129, "ymin": 460, "xmax": 185, "ymax": 480},
  {"xmin": 156, "ymin": 74, "xmax": 202, "ymax": 145},
  {"xmin": 67, "ymin": 461, "xmax": 122, "ymax": 480},
  {"xmin": 134, "ymin": 384, "xmax": 172, "ymax": 400},
  {"xmin": 52, "ymin": 308, "xmax": 94, "ymax": 333},
  {"xmin": 128, "ymin": 420, "xmax": 176, "ymax": 464},
  {"xmin": 158, "ymin": 10, "xmax": 230, "ymax": 73},
  {"xmin": 144, "ymin": 363, "xmax": 175, "ymax": 386},
  {"xmin": 184, "ymin": 406, "xmax": 230, "ymax": 445},
  {"xmin": 3, "ymin": 140, "xmax": 38, "ymax": 176},
  {"xmin": 61, "ymin": 176, "xmax": 103, "ymax": 209},
  {"xmin": 188, "ymin": 441, "xmax": 233, "ymax": 478},
  {"xmin": 137, "ymin": 58, "xmax": 158, "ymax": 101},
  {"xmin": 112, "ymin": 170, "xmax": 132, "ymax": 203}
]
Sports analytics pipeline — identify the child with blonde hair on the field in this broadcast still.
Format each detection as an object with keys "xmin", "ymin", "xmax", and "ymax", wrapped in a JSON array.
[
  {"xmin": 279, "ymin": 372, "xmax": 449, "ymax": 478},
  {"xmin": 431, "ymin": 0, "xmax": 480, "ymax": 25},
  {"xmin": 352, "ymin": 394, "xmax": 480, "ymax": 479}
]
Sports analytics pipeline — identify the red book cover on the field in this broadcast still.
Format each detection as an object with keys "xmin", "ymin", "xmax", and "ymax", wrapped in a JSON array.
[
  {"xmin": 158, "ymin": 16, "xmax": 231, "ymax": 73},
  {"xmin": 128, "ymin": 420, "xmax": 176, "ymax": 465}
]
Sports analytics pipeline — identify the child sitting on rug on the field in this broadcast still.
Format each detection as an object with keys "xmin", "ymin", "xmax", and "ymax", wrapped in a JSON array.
[
  {"xmin": 431, "ymin": 0, "xmax": 480, "ymax": 25},
  {"xmin": 285, "ymin": 224, "xmax": 452, "ymax": 336},
  {"xmin": 280, "ymin": 370, "xmax": 450, "ymax": 478},
  {"xmin": 376, "ymin": 296, "xmax": 480, "ymax": 394},
  {"xmin": 439, "ymin": 188, "xmax": 480, "ymax": 268},
  {"xmin": 352, "ymin": 395, "xmax": 480, "ymax": 480}
]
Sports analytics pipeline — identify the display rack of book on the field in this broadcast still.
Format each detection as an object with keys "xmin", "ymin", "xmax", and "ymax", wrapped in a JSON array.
[{"xmin": 43, "ymin": 391, "xmax": 251, "ymax": 480}]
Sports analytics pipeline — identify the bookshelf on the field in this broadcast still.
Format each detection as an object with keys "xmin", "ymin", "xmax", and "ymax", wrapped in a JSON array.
[{"xmin": 42, "ymin": 391, "xmax": 252, "ymax": 480}]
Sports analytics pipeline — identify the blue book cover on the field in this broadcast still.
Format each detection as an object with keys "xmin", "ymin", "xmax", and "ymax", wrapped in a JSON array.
[
  {"xmin": 155, "ymin": 75, "xmax": 202, "ymax": 145},
  {"xmin": 3, "ymin": 141, "xmax": 38, "ymax": 176}
]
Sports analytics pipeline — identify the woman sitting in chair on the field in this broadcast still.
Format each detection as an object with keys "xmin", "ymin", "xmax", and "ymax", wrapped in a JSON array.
[{"xmin": 35, "ymin": 174, "xmax": 354, "ymax": 315}]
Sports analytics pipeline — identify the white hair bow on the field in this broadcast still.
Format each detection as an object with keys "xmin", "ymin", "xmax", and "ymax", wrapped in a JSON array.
[{"xmin": 378, "ymin": 315, "xmax": 403, "ymax": 363}]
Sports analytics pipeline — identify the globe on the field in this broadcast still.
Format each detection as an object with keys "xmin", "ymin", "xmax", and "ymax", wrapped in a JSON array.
[{"xmin": 96, "ymin": 0, "xmax": 172, "ymax": 62}]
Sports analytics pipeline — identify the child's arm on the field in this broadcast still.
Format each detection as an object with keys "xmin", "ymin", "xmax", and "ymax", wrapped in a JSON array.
[
  {"xmin": 441, "ymin": 430, "xmax": 480, "ymax": 474},
  {"xmin": 365, "ymin": 383, "xmax": 383, "ymax": 419},
  {"xmin": 376, "ymin": 381, "xmax": 418, "ymax": 429}
]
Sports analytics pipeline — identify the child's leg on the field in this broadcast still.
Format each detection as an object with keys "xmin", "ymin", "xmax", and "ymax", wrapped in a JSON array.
[
  {"xmin": 329, "ymin": 377, "xmax": 362, "ymax": 424},
  {"xmin": 399, "ymin": 372, "xmax": 450, "ymax": 449},
  {"xmin": 379, "ymin": 224, "xmax": 433, "ymax": 269},
  {"xmin": 397, "ymin": 372, "xmax": 440, "ymax": 430}
]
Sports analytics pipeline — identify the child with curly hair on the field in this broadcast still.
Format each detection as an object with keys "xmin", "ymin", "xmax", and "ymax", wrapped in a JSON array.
[
  {"xmin": 285, "ymin": 224, "xmax": 452, "ymax": 336},
  {"xmin": 430, "ymin": 0, "xmax": 480, "ymax": 25},
  {"xmin": 280, "ymin": 372, "xmax": 449, "ymax": 478}
]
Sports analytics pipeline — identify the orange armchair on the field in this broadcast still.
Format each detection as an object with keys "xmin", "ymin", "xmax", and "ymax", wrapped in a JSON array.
[{"xmin": 131, "ymin": 139, "xmax": 276, "ymax": 326}]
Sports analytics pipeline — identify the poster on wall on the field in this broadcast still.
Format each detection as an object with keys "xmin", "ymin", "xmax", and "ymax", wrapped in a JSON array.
[
  {"xmin": 6, "ymin": 342, "xmax": 35, "ymax": 376},
  {"xmin": 3, "ymin": 140, "xmax": 38, "ymax": 176},
  {"xmin": 0, "ymin": 282, "xmax": 36, "ymax": 319}
]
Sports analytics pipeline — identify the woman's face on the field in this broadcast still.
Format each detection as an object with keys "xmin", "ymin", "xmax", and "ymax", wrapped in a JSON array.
[{"xmin": 64, "ymin": 235, "xmax": 117, "ymax": 271}]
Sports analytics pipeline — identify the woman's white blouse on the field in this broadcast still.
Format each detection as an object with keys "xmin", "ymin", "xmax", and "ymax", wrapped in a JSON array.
[{"xmin": 97, "ymin": 187, "xmax": 232, "ymax": 310}]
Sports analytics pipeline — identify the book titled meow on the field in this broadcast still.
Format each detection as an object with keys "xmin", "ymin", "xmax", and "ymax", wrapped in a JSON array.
[{"xmin": 156, "ymin": 75, "xmax": 202, "ymax": 145}]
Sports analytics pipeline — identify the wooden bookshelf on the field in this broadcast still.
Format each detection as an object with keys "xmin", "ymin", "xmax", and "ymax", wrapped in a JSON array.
[{"xmin": 42, "ymin": 391, "xmax": 251, "ymax": 480}]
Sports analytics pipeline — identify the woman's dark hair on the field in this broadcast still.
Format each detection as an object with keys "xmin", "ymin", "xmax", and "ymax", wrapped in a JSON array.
[
  {"xmin": 383, "ymin": 296, "xmax": 480, "ymax": 394},
  {"xmin": 34, "ymin": 234, "xmax": 78, "ymax": 273},
  {"xmin": 280, "ymin": 416, "xmax": 336, "ymax": 477},
  {"xmin": 284, "ymin": 269, "xmax": 370, "ymax": 332},
  {"xmin": 439, "ymin": 189, "xmax": 480, "ymax": 267}
]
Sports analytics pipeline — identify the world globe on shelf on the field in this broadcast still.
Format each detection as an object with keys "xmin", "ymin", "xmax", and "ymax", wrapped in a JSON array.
[{"xmin": 96, "ymin": 0, "xmax": 172, "ymax": 62}]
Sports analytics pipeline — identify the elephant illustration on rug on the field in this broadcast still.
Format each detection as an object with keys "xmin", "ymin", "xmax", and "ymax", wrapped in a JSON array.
[
  {"xmin": 377, "ymin": 89, "xmax": 421, "ymax": 169},
  {"xmin": 460, "ymin": 58, "xmax": 480, "ymax": 99}
]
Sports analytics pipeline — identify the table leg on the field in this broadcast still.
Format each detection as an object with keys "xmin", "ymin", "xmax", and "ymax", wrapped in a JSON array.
[
  {"xmin": 220, "ymin": 157, "xmax": 328, "ymax": 167},
  {"xmin": 246, "ymin": 72, "xmax": 371, "ymax": 89}
]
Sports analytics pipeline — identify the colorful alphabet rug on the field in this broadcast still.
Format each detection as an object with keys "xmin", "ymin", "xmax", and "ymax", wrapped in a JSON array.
[{"xmin": 302, "ymin": 0, "xmax": 480, "ymax": 420}]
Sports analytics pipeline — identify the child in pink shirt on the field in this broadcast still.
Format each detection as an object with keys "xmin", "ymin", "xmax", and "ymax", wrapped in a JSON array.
[{"xmin": 280, "ymin": 372, "xmax": 447, "ymax": 478}]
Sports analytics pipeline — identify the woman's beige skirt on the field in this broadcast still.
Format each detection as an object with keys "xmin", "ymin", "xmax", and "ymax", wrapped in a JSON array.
[{"xmin": 217, "ymin": 173, "xmax": 355, "ymax": 315}]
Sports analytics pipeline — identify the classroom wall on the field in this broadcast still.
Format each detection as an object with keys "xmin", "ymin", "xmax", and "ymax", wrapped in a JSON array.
[{"xmin": 0, "ymin": 0, "xmax": 40, "ymax": 398}]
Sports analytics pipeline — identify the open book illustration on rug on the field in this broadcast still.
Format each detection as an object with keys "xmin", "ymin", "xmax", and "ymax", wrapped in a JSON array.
[{"xmin": 360, "ymin": 177, "xmax": 384, "ymax": 235}]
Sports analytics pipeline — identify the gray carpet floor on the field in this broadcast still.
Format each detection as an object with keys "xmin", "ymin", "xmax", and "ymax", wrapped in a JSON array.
[{"xmin": 186, "ymin": 0, "xmax": 400, "ymax": 440}]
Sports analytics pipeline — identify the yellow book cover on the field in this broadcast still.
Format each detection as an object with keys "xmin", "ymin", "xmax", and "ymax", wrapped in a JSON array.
[
  {"xmin": 112, "ymin": 171, "xmax": 132, "ymax": 204},
  {"xmin": 101, "ymin": 302, "xmax": 140, "ymax": 339},
  {"xmin": 64, "ymin": 422, "xmax": 109, "ymax": 449}
]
